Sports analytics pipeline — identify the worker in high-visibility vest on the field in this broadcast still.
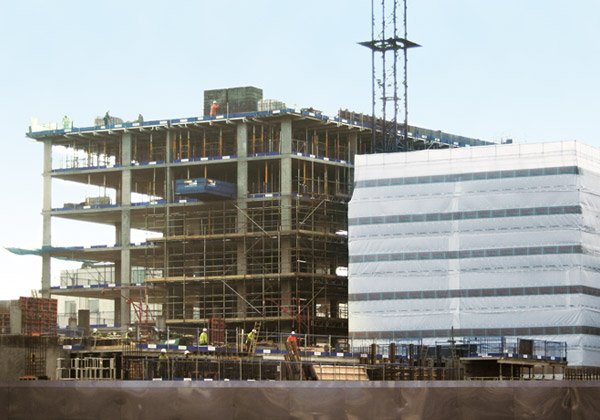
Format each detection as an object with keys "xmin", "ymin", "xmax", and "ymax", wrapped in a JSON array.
[
  {"xmin": 199, "ymin": 328, "xmax": 208, "ymax": 345},
  {"xmin": 245, "ymin": 329, "xmax": 256, "ymax": 352},
  {"xmin": 210, "ymin": 101, "xmax": 220, "ymax": 116},
  {"xmin": 287, "ymin": 331, "xmax": 297, "ymax": 344},
  {"xmin": 158, "ymin": 348, "xmax": 169, "ymax": 379}
]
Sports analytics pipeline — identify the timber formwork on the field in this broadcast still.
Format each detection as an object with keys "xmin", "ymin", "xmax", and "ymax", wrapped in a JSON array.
[{"xmin": 28, "ymin": 101, "xmax": 483, "ymax": 338}]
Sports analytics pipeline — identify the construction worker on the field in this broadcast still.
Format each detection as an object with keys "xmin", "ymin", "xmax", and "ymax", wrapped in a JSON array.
[
  {"xmin": 91, "ymin": 327, "xmax": 100, "ymax": 348},
  {"xmin": 199, "ymin": 328, "xmax": 208, "ymax": 345},
  {"xmin": 287, "ymin": 331, "xmax": 297, "ymax": 344},
  {"xmin": 210, "ymin": 100, "xmax": 220, "ymax": 116},
  {"xmin": 103, "ymin": 111, "xmax": 110, "ymax": 126},
  {"xmin": 62, "ymin": 115, "xmax": 70, "ymax": 129},
  {"xmin": 126, "ymin": 327, "xmax": 134, "ymax": 339},
  {"xmin": 245, "ymin": 329, "xmax": 256, "ymax": 352},
  {"xmin": 181, "ymin": 350, "xmax": 193, "ymax": 378},
  {"xmin": 158, "ymin": 348, "xmax": 169, "ymax": 379}
]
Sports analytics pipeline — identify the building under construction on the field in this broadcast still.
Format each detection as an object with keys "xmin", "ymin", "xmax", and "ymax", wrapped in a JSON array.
[
  {"xmin": 8, "ymin": 87, "xmax": 600, "ymax": 418},
  {"xmin": 25, "ymin": 87, "xmax": 490, "ymax": 342}
]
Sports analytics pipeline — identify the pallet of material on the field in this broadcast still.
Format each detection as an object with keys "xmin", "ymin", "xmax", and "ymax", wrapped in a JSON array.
[{"xmin": 311, "ymin": 364, "xmax": 369, "ymax": 381}]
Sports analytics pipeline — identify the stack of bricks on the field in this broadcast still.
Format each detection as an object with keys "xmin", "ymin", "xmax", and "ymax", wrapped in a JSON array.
[{"xmin": 18, "ymin": 297, "xmax": 57, "ymax": 335}]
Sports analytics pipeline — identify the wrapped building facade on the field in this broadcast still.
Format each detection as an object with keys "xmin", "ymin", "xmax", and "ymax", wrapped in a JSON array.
[{"xmin": 349, "ymin": 141, "xmax": 600, "ymax": 366}]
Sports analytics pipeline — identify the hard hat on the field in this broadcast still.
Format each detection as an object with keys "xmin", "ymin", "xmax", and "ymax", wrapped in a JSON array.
[
  {"xmin": 128, "ymin": 327, "xmax": 133, "ymax": 331},
  {"xmin": 291, "ymin": 331, "xmax": 295, "ymax": 335},
  {"xmin": 202, "ymin": 328, "xmax": 207, "ymax": 332},
  {"xmin": 92, "ymin": 328, "xmax": 98, "ymax": 333},
  {"xmin": 184, "ymin": 350, "xmax": 190, "ymax": 355},
  {"xmin": 161, "ymin": 348, "xmax": 167, "ymax": 353},
  {"xmin": 213, "ymin": 100, "xmax": 217, "ymax": 104},
  {"xmin": 252, "ymin": 329, "xmax": 256, "ymax": 333}
]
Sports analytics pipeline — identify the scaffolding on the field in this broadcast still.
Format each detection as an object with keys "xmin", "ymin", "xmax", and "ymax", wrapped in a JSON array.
[
  {"xmin": 141, "ymin": 194, "xmax": 349, "ymax": 337},
  {"xmin": 33, "ymin": 104, "xmax": 376, "ymax": 340},
  {"xmin": 28, "ymin": 89, "xmax": 481, "ymax": 342}
]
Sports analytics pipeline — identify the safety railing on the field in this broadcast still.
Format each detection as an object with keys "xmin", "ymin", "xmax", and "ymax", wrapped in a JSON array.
[{"xmin": 121, "ymin": 356, "xmax": 464, "ymax": 382}]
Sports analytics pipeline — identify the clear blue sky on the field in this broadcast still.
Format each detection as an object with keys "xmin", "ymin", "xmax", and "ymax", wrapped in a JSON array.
[{"xmin": 1, "ymin": 0, "xmax": 599, "ymax": 299}]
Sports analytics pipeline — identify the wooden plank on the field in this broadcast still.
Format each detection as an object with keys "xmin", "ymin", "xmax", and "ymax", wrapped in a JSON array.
[{"xmin": 313, "ymin": 365, "xmax": 369, "ymax": 381}]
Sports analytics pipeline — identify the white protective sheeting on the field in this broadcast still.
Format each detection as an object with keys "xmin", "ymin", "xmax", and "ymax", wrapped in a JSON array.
[{"xmin": 348, "ymin": 141, "xmax": 600, "ymax": 366}]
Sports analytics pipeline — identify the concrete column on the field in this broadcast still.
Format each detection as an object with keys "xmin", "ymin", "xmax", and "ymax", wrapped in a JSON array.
[
  {"xmin": 236, "ymin": 282, "xmax": 247, "ymax": 319},
  {"xmin": 237, "ymin": 122, "xmax": 248, "ymax": 158},
  {"xmin": 41, "ymin": 139, "xmax": 52, "ymax": 297},
  {"xmin": 348, "ymin": 132, "xmax": 358, "ymax": 163},
  {"xmin": 78, "ymin": 309, "xmax": 90, "ymax": 336},
  {"xmin": 163, "ymin": 130, "xmax": 173, "ymax": 318},
  {"xmin": 280, "ymin": 118, "xmax": 292, "ymax": 155},
  {"xmin": 119, "ymin": 133, "xmax": 132, "ymax": 329},
  {"xmin": 236, "ymin": 158, "xmax": 248, "ymax": 236},
  {"xmin": 114, "ymin": 260, "xmax": 121, "ymax": 284},
  {"xmin": 280, "ymin": 119, "xmax": 293, "ymax": 275},
  {"xmin": 113, "ymin": 298, "xmax": 121, "ymax": 327},
  {"xmin": 10, "ymin": 302, "xmax": 22, "ymax": 334},
  {"xmin": 280, "ymin": 277, "xmax": 292, "ymax": 314},
  {"xmin": 236, "ymin": 122, "xmax": 248, "ymax": 212},
  {"xmin": 280, "ymin": 119, "xmax": 292, "ymax": 231},
  {"xmin": 165, "ymin": 130, "xmax": 172, "ymax": 235},
  {"xmin": 114, "ymin": 222, "xmax": 122, "ymax": 247},
  {"xmin": 236, "ymin": 123, "xmax": 248, "ymax": 316}
]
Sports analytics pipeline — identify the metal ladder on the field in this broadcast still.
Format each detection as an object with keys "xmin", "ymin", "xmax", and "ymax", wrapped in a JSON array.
[{"xmin": 248, "ymin": 322, "xmax": 261, "ymax": 354}]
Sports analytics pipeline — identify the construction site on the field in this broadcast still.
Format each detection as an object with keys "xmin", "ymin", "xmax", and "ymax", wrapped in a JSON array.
[
  {"xmin": 1, "ymin": 79, "xmax": 598, "ymax": 420},
  {"xmin": 40, "ymin": 89, "xmax": 362, "ymax": 342},
  {"xmin": 2, "ymin": 86, "xmax": 593, "ymax": 384},
  {"xmin": 2, "ymin": 1, "xmax": 600, "ymax": 417},
  {"xmin": 10, "ymin": 86, "xmax": 493, "ymax": 341}
]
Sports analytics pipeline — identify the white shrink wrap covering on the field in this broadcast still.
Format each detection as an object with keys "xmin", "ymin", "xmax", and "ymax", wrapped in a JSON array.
[{"xmin": 349, "ymin": 141, "xmax": 600, "ymax": 366}]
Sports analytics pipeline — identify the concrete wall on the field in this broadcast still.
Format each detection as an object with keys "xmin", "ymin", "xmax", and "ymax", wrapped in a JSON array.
[
  {"xmin": 0, "ymin": 336, "xmax": 64, "ymax": 380},
  {"xmin": 0, "ymin": 346, "xmax": 26, "ymax": 381}
]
